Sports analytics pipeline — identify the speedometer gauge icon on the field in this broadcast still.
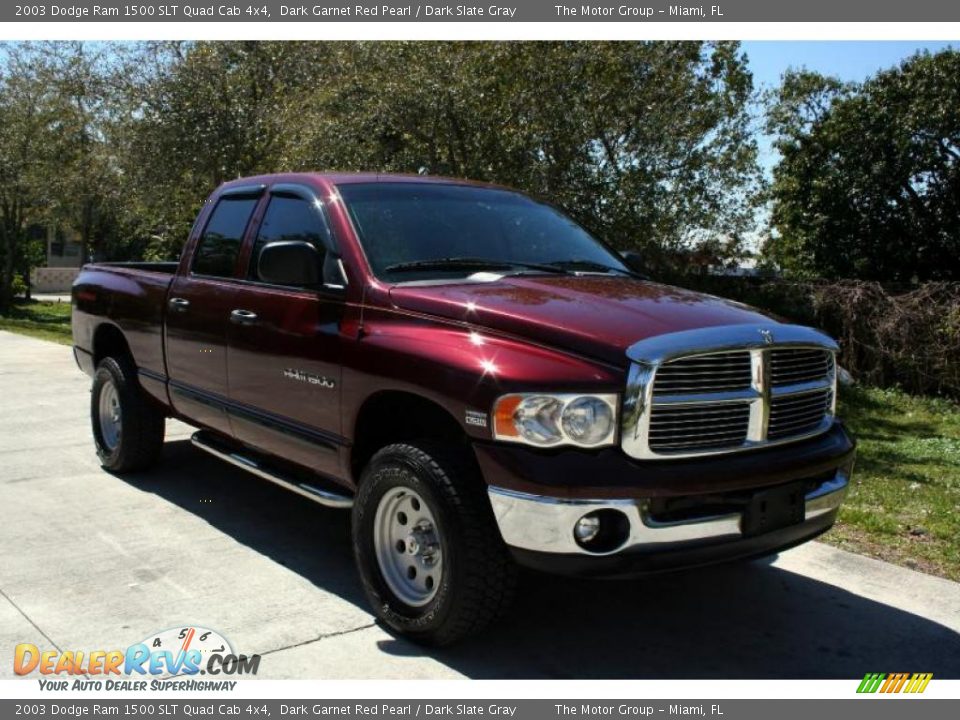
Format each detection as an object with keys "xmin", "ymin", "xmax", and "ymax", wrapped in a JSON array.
[{"xmin": 138, "ymin": 626, "xmax": 234, "ymax": 677}]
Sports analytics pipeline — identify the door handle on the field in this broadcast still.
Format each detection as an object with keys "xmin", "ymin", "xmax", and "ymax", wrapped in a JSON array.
[
  {"xmin": 230, "ymin": 309, "xmax": 258, "ymax": 325},
  {"xmin": 168, "ymin": 297, "xmax": 190, "ymax": 311}
]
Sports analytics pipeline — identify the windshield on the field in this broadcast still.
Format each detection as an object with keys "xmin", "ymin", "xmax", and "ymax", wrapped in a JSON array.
[{"xmin": 337, "ymin": 182, "xmax": 629, "ymax": 281}]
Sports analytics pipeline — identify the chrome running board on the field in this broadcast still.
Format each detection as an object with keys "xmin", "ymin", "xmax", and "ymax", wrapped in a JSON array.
[{"xmin": 190, "ymin": 432, "xmax": 353, "ymax": 509}]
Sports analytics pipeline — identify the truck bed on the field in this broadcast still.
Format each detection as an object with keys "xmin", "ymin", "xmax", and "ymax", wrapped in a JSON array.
[{"xmin": 71, "ymin": 262, "xmax": 178, "ymax": 407}]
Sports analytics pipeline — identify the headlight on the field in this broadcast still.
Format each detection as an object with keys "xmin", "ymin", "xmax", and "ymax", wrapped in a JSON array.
[
  {"xmin": 492, "ymin": 393, "xmax": 619, "ymax": 448},
  {"xmin": 561, "ymin": 396, "xmax": 616, "ymax": 445}
]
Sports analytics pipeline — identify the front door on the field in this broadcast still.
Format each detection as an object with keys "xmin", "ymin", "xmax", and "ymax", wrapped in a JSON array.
[{"xmin": 226, "ymin": 189, "xmax": 345, "ymax": 480}]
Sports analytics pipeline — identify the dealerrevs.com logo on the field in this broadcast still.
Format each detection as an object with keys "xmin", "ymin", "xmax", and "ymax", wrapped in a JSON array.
[{"xmin": 14, "ymin": 626, "xmax": 260, "ymax": 691}]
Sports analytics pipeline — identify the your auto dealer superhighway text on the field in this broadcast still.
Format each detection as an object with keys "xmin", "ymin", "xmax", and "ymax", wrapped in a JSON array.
[{"xmin": 280, "ymin": 706, "xmax": 517, "ymax": 717}]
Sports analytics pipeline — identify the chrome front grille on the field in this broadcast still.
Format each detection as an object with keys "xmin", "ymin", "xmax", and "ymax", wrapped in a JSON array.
[
  {"xmin": 653, "ymin": 351, "xmax": 752, "ymax": 396},
  {"xmin": 768, "ymin": 388, "xmax": 834, "ymax": 440},
  {"xmin": 622, "ymin": 324, "xmax": 839, "ymax": 459},
  {"xmin": 648, "ymin": 402, "xmax": 750, "ymax": 452},
  {"xmin": 770, "ymin": 348, "xmax": 834, "ymax": 387}
]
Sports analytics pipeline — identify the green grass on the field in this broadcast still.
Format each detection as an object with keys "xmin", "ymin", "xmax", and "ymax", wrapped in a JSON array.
[
  {"xmin": 831, "ymin": 385, "xmax": 960, "ymax": 580},
  {"xmin": 0, "ymin": 299, "xmax": 73, "ymax": 345},
  {"xmin": 1, "ymin": 303, "xmax": 957, "ymax": 580}
]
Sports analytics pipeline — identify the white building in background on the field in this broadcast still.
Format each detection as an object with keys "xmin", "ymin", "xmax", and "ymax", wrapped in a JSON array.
[{"xmin": 28, "ymin": 224, "xmax": 83, "ymax": 293}]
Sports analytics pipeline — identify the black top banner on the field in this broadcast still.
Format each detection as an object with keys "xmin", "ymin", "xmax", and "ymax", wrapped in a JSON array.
[{"xmin": 6, "ymin": 0, "xmax": 960, "ymax": 22}]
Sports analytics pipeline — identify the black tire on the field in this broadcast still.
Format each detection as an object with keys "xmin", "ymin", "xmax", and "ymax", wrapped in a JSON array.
[
  {"xmin": 91, "ymin": 356, "xmax": 165, "ymax": 472},
  {"xmin": 352, "ymin": 441, "xmax": 517, "ymax": 646}
]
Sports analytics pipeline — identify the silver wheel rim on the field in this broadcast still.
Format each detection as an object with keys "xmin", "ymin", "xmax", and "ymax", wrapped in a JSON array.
[
  {"xmin": 373, "ymin": 487, "xmax": 443, "ymax": 607},
  {"xmin": 98, "ymin": 379, "xmax": 122, "ymax": 451}
]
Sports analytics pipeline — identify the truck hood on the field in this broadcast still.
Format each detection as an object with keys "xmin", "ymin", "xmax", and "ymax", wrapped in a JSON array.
[{"xmin": 388, "ymin": 275, "xmax": 775, "ymax": 368}]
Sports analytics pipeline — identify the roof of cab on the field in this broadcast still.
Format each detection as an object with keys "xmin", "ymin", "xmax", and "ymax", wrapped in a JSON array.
[{"xmin": 218, "ymin": 171, "xmax": 510, "ymax": 192}]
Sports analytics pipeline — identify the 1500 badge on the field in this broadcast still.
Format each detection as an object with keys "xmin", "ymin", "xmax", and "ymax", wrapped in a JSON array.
[{"xmin": 283, "ymin": 369, "xmax": 336, "ymax": 389}]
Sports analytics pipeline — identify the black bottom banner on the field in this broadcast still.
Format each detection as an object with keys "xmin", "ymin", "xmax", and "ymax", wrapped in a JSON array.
[{"xmin": 1, "ymin": 700, "xmax": 957, "ymax": 720}]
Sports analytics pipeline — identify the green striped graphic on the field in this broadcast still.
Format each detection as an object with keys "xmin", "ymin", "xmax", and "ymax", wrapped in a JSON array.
[{"xmin": 857, "ymin": 673, "xmax": 886, "ymax": 693}]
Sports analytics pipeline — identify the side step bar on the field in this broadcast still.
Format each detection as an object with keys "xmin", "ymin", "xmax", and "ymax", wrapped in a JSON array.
[{"xmin": 190, "ymin": 432, "xmax": 353, "ymax": 509}]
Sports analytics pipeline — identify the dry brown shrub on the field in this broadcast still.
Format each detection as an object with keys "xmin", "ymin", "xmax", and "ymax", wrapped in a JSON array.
[
  {"xmin": 810, "ymin": 282, "xmax": 960, "ymax": 398},
  {"xmin": 673, "ymin": 276, "xmax": 960, "ymax": 398}
]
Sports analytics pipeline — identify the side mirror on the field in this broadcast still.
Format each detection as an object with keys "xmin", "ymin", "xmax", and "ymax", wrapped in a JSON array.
[
  {"xmin": 620, "ymin": 250, "xmax": 648, "ymax": 277},
  {"xmin": 257, "ymin": 241, "xmax": 322, "ymax": 287}
]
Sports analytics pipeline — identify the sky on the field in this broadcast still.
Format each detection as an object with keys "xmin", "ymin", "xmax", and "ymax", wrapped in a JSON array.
[
  {"xmin": 742, "ymin": 41, "xmax": 956, "ymax": 89},
  {"xmin": 741, "ymin": 41, "xmax": 957, "ymax": 174}
]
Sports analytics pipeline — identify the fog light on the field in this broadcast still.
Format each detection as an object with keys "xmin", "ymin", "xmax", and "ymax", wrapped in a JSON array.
[
  {"xmin": 573, "ymin": 509, "xmax": 631, "ymax": 552},
  {"xmin": 574, "ymin": 514, "xmax": 602, "ymax": 543}
]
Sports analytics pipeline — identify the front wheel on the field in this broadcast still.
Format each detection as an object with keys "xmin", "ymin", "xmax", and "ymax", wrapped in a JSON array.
[
  {"xmin": 91, "ymin": 357, "xmax": 165, "ymax": 472},
  {"xmin": 352, "ymin": 441, "xmax": 517, "ymax": 646}
]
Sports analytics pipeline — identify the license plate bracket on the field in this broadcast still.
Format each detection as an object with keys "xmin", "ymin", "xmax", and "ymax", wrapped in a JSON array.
[{"xmin": 742, "ymin": 481, "xmax": 806, "ymax": 537}]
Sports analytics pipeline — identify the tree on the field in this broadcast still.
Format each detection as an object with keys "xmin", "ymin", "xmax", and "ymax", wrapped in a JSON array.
[
  {"xmin": 0, "ymin": 44, "xmax": 61, "ymax": 310},
  {"xmin": 298, "ymin": 42, "xmax": 763, "ymax": 272},
  {"xmin": 765, "ymin": 50, "xmax": 960, "ymax": 281},
  {"xmin": 0, "ymin": 42, "xmax": 137, "ymax": 307},
  {"xmin": 118, "ymin": 41, "xmax": 763, "ymax": 265},
  {"xmin": 119, "ymin": 41, "xmax": 328, "ymax": 258},
  {"xmin": 41, "ymin": 42, "xmax": 133, "ymax": 264}
]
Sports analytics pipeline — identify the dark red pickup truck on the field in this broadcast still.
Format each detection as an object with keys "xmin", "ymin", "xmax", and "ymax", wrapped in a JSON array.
[{"xmin": 72, "ymin": 173, "xmax": 856, "ymax": 644}]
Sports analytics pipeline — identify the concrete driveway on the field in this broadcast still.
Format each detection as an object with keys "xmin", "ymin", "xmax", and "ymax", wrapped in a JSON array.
[{"xmin": 1, "ymin": 330, "xmax": 959, "ymax": 679}]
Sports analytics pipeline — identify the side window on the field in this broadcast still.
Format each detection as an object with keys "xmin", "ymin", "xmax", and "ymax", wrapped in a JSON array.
[
  {"xmin": 192, "ymin": 197, "xmax": 258, "ymax": 277},
  {"xmin": 250, "ymin": 195, "xmax": 330, "ymax": 283}
]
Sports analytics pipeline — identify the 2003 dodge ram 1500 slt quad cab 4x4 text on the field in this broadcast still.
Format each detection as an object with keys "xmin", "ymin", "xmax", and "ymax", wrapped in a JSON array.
[{"xmin": 72, "ymin": 173, "xmax": 856, "ymax": 645}]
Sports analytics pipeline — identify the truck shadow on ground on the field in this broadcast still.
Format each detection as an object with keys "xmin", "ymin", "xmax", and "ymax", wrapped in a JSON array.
[{"xmin": 124, "ymin": 438, "xmax": 960, "ymax": 680}]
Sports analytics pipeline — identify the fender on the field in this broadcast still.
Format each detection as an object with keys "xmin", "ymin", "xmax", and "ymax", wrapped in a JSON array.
[{"xmin": 341, "ymin": 306, "xmax": 623, "ymax": 445}]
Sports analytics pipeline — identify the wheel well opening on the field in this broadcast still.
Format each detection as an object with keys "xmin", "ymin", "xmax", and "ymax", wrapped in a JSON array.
[
  {"xmin": 93, "ymin": 324, "xmax": 133, "ymax": 368},
  {"xmin": 351, "ymin": 392, "xmax": 471, "ymax": 482}
]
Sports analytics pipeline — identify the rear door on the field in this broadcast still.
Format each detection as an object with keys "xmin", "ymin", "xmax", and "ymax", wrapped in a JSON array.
[
  {"xmin": 165, "ymin": 187, "xmax": 263, "ymax": 436},
  {"xmin": 225, "ymin": 184, "xmax": 347, "ymax": 479}
]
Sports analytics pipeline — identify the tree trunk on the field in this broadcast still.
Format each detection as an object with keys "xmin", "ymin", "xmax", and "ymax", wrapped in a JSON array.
[{"xmin": 0, "ymin": 236, "xmax": 14, "ymax": 312}]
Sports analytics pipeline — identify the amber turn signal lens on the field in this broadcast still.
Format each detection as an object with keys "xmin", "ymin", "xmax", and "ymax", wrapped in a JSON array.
[{"xmin": 493, "ymin": 395, "xmax": 523, "ymax": 438}]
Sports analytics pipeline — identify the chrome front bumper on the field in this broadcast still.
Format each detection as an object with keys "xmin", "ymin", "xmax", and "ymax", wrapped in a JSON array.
[{"xmin": 488, "ymin": 472, "xmax": 849, "ymax": 557}]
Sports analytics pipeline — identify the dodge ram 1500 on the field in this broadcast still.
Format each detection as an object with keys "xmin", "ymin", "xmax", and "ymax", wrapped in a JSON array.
[{"xmin": 72, "ymin": 173, "xmax": 856, "ymax": 644}]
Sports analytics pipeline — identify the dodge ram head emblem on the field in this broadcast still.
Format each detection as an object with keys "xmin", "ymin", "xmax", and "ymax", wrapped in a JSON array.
[{"xmin": 759, "ymin": 329, "xmax": 774, "ymax": 345}]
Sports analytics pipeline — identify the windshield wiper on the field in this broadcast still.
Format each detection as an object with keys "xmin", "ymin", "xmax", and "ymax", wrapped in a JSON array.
[
  {"xmin": 545, "ymin": 259, "xmax": 624, "ymax": 273},
  {"xmin": 545, "ymin": 259, "xmax": 645, "ymax": 278},
  {"xmin": 383, "ymin": 257, "xmax": 568, "ymax": 275}
]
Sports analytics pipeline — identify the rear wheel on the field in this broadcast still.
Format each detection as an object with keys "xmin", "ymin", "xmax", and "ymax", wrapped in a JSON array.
[
  {"xmin": 352, "ymin": 441, "xmax": 517, "ymax": 646},
  {"xmin": 91, "ymin": 357, "xmax": 165, "ymax": 472}
]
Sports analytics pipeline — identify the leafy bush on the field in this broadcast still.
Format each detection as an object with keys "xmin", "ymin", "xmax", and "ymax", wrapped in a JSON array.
[{"xmin": 11, "ymin": 275, "xmax": 27, "ymax": 298}]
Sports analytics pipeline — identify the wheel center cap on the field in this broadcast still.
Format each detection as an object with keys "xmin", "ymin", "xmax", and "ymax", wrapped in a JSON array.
[{"xmin": 403, "ymin": 522, "xmax": 440, "ymax": 561}]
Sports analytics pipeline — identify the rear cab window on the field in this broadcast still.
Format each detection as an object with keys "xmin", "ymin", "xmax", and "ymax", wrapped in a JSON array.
[{"xmin": 192, "ymin": 196, "xmax": 259, "ymax": 278}]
